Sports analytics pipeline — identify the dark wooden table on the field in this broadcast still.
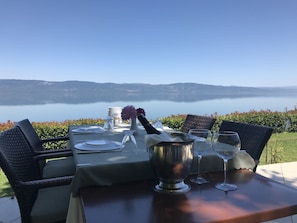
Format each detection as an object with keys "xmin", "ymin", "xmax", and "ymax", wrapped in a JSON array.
[{"xmin": 80, "ymin": 170, "xmax": 297, "ymax": 223}]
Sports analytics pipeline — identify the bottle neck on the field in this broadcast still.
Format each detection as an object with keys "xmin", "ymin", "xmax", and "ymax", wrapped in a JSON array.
[{"xmin": 137, "ymin": 114, "xmax": 161, "ymax": 135}]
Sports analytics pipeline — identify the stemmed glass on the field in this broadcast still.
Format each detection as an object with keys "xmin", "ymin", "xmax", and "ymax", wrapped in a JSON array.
[
  {"xmin": 153, "ymin": 118, "xmax": 164, "ymax": 131},
  {"xmin": 122, "ymin": 130, "xmax": 137, "ymax": 148},
  {"xmin": 103, "ymin": 116, "xmax": 114, "ymax": 132},
  {"xmin": 212, "ymin": 131, "xmax": 241, "ymax": 191},
  {"xmin": 188, "ymin": 129, "xmax": 212, "ymax": 184}
]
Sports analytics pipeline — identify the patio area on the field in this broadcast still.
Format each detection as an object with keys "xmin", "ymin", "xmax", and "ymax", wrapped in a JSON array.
[{"xmin": 1, "ymin": 161, "xmax": 297, "ymax": 223}]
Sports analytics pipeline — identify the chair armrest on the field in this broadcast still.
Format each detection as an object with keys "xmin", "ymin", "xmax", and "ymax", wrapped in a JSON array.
[
  {"xmin": 17, "ymin": 175, "xmax": 74, "ymax": 190},
  {"xmin": 41, "ymin": 136, "xmax": 69, "ymax": 143},
  {"xmin": 33, "ymin": 151, "xmax": 73, "ymax": 160},
  {"xmin": 34, "ymin": 148, "xmax": 72, "ymax": 155}
]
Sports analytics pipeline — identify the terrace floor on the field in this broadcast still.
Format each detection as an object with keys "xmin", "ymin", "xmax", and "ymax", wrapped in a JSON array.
[{"xmin": 1, "ymin": 161, "xmax": 297, "ymax": 223}]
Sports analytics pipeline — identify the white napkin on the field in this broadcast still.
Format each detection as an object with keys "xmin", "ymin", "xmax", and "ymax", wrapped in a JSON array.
[
  {"xmin": 145, "ymin": 132, "xmax": 186, "ymax": 148},
  {"xmin": 232, "ymin": 150, "xmax": 256, "ymax": 170}
]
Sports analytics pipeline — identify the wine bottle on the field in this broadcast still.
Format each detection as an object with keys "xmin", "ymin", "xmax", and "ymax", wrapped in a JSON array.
[{"xmin": 137, "ymin": 114, "xmax": 161, "ymax": 134}]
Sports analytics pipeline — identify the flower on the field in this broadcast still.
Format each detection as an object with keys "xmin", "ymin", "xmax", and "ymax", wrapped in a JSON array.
[
  {"xmin": 121, "ymin": 105, "xmax": 137, "ymax": 120},
  {"xmin": 121, "ymin": 105, "xmax": 145, "ymax": 120}
]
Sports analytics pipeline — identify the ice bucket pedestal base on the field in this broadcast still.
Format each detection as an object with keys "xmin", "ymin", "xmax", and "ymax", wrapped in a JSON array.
[{"xmin": 153, "ymin": 180, "xmax": 191, "ymax": 194}]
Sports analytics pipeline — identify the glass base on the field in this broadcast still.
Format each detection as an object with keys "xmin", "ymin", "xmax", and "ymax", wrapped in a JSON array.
[
  {"xmin": 215, "ymin": 182, "xmax": 237, "ymax": 191},
  {"xmin": 190, "ymin": 176, "xmax": 209, "ymax": 185}
]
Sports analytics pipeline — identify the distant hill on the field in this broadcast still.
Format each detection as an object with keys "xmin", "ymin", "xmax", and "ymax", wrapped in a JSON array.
[{"xmin": 1, "ymin": 79, "xmax": 297, "ymax": 105}]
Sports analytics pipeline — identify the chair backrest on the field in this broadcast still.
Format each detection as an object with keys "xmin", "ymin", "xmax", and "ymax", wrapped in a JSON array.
[
  {"xmin": 181, "ymin": 114, "xmax": 216, "ymax": 133},
  {"xmin": 14, "ymin": 119, "xmax": 48, "ymax": 170},
  {"xmin": 0, "ymin": 127, "xmax": 42, "ymax": 223},
  {"xmin": 218, "ymin": 120, "xmax": 274, "ymax": 171},
  {"xmin": 14, "ymin": 119, "xmax": 44, "ymax": 152}
]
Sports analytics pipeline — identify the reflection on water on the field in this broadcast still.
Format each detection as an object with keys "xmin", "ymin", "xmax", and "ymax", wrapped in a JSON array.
[{"xmin": 0, "ymin": 97, "xmax": 296, "ymax": 123}]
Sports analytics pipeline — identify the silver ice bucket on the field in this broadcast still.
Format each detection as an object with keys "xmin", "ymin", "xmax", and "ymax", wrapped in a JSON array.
[{"xmin": 148, "ymin": 136, "xmax": 194, "ymax": 194}]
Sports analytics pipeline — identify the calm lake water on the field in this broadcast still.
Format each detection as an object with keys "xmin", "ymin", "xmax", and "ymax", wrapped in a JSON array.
[{"xmin": 1, "ymin": 96, "xmax": 296, "ymax": 123}]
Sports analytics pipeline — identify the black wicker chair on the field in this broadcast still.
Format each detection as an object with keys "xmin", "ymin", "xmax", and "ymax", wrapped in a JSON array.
[
  {"xmin": 0, "ymin": 127, "xmax": 73, "ymax": 223},
  {"xmin": 219, "ymin": 120, "xmax": 274, "ymax": 172},
  {"xmin": 181, "ymin": 114, "xmax": 216, "ymax": 133},
  {"xmin": 14, "ymin": 119, "xmax": 71, "ymax": 154},
  {"xmin": 15, "ymin": 119, "xmax": 75, "ymax": 179}
]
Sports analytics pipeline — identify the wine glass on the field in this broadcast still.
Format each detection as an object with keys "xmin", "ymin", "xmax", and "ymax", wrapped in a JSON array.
[
  {"xmin": 188, "ymin": 129, "xmax": 212, "ymax": 184},
  {"xmin": 212, "ymin": 131, "xmax": 241, "ymax": 191},
  {"xmin": 153, "ymin": 118, "xmax": 164, "ymax": 131},
  {"xmin": 103, "ymin": 116, "xmax": 114, "ymax": 132},
  {"xmin": 122, "ymin": 130, "xmax": 137, "ymax": 148}
]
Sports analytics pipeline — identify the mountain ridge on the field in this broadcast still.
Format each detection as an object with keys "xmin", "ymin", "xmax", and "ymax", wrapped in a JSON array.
[{"xmin": 1, "ymin": 79, "xmax": 297, "ymax": 105}]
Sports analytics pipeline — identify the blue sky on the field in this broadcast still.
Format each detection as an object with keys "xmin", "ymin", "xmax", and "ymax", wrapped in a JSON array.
[{"xmin": 0, "ymin": 0, "xmax": 296, "ymax": 87}]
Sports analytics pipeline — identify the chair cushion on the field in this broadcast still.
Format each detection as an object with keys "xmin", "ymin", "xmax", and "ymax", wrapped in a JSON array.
[
  {"xmin": 42, "ymin": 157, "xmax": 76, "ymax": 178},
  {"xmin": 31, "ymin": 184, "xmax": 71, "ymax": 223}
]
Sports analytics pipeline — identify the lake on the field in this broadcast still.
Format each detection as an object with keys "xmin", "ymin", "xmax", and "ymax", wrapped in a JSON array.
[{"xmin": 1, "ymin": 96, "xmax": 296, "ymax": 123}]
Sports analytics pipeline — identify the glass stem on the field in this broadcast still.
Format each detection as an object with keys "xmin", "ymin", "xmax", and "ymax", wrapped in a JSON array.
[
  {"xmin": 223, "ymin": 159, "xmax": 227, "ymax": 184},
  {"xmin": 197, "ymin": 156, "xmax": 202, "ymax": 178}
]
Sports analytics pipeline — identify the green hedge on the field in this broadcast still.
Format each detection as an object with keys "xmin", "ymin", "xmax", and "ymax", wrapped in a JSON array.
[{"xmin": 211, "ymin": 110, "xmax": 297, "ymax": 133}]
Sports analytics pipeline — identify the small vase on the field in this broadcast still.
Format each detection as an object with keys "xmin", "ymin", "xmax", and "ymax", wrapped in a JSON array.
[{"xmin": 130, "ymin": 118, "xmax": 138, "ymax": 135}]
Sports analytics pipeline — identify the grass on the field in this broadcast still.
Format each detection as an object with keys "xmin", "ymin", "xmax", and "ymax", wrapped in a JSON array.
[
  {"xmin": 260, "ymin": 132, "xmax": 297, "ymax": 164},
  {"xmin": 0, "ymin": 169, "xmax": 14, "ymax": 197},
  {"xmin": 1, "ymin": 132, "xmax": 297, "ymax": 198}
]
